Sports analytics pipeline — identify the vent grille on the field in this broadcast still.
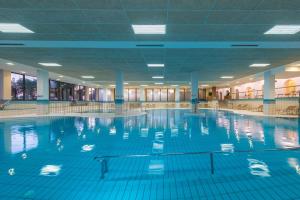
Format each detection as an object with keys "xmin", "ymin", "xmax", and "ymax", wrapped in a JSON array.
[
  {"xmin": 0, "ymin": 43, "xmax": 25, "ymax": 46},
  {"xmin": 136, "ymin": 44, "xmax": 164, "ymax": 47},
  {"xmin": 231, "ymin": 44, "xmax": 258, "ymax": 47}
]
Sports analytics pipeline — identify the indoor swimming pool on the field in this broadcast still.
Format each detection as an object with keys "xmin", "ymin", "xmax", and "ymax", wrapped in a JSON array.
[{"xmin": 0, "ymin": 109, "xmax": 300, "ymax": 199}]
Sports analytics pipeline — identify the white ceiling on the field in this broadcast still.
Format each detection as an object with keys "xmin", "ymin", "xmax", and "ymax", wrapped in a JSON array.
[{"xmin": 0, "ymin": 0, "xmax": 300, "ymax": 85}]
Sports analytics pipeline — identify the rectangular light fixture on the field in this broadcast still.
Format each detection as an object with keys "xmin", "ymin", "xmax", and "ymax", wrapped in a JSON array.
[
  {"xmin": 155, "ymin": 82, "xmax": 164, "ymax": 85},
  {"xmin": 140, "ymin": 84, "xmax": 148, "ymax": 87},
  {"xmin": 6, "ymin": 62, "xmax": 14, "ymax": 65},
  {"xmin": 132, "ymin": 25, "xmax": 166, "ymax": 34},
  {"xmin": 147, "ymin": 64, "xmax": 165, "ymax": 68},
  {"xmin": 124, "ymin": 82, "xmax": 129, "ymax": 85},
  {"xmin": 250, "ymin": 63, "xmax": 270, "ymax": 67},
  {"xmin": 200, "ymin": 84, "xmax": 209, "ymax": 87},
  {"xmin": 81, "ymin": 75, "xmax": 95, "ymax": 79},
  {"xmin": 220, "ymin": 76, "xmax": 234, "ymax": 79},
  {"xmin": 152, "ymin": 76, "xmax": 164, "ymax": 79},
  {"xmin": 264, "ymin": 25, "xmax": 300, "ymax": 34},
  {"xmin": 0, "ymin": 23, "xmax": 34, "ymax": 33},
  {"xmin": 285, "ymin": 66, "xmax": 300, "ymax": 72},
  {"xmin": 109, "ymin": 84, "xmax": 116, "ymax": 87},
  {"xmin": 38, "ymin": 63, "xmax": 62, "ymax": 67},
  {"xmin": 171, "ymin": 84, "xmax": 178, "ymax": 87}
]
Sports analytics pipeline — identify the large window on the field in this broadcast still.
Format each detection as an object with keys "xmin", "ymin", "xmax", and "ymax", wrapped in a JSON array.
[
  {"xmin": 89, "ymin": 88, "xmax": 96, "ymax": 101},
  {"xmin": 11, "ymin": 73, "xmax": 37, "ymax": 100},
  {"xmin": 124, "ymin": 88, "xmax": 138, "ymax": 101},
  {"xmin": 146, "ymin": 88, "xmax": 176, "ymax": 102},
  {"xmin": 49, "ymin": 80, "xmax": 76, "ymax": 101},
  {"xmin": 180, "ymin": 88, "xmax": 191, "ymax": 101}
]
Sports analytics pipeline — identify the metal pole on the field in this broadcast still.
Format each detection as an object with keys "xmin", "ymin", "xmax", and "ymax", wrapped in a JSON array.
[{"xmin": 210, "ymin": 153, "xmax": 214, "ymax": 175}]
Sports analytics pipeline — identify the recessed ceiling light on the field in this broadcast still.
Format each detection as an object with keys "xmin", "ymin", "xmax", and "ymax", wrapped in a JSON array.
[
  {"xmin": 124, "ymin": 82, "xmax": 129, "ymax": 85},
  {"xmin": 20, "ymin": 71, "xmax": 26, "ymax": 74},
  {"xmin": 132, "ymin": 25, "xmax": 166, "ymax": 34},
  {"xmin": 152, "ymin": 76, "xmax": 164, "ymax": 79},
  {"xmin": 171, "ymin": 84, "xmax": 178, "ymax": 87},
  {"xmin": 221, "ymin": 76, "xmax": 234, "ymax": 79},
  {"xmin": 200, "ymin": 84, "xmax": 209, "ymax": 87},
  {"xmin": 264, "ymin": 25, "xmax": 300, "ymax": 35},
  {"xmin": 155, "ymin": 82, "xmax": 164, "ymax": 85},
  {"xmin": 38, "ymin": 63, "xmax": 62, "ymax": 67},
  {"xmin": 81, "ymin": 75, "xmax": 95, "ymax": 79},
  {"xmin": 140, "ymin": 84, "xmax": 148, "ymax": 87},
  {"xmin": 6, "ymin": 62, "xmax": 14, "ymax": 65},
  {"xmin": 58, "ymin": 75, "xmax": 64, "ymax": 78},
  {"xmin": 147, "ymin": 64, "xmax": 165, "ymax": 68},
  {"xmin": 110, "ymin": 84, "xmax": 116, "ymax": 87},
  {"xmin": 250, "ymin": 63, "xmax": 270, "ymax": 67},
  {"xmin": 0, "ymin": 23, "xmax": 34, "ymax": 33}
]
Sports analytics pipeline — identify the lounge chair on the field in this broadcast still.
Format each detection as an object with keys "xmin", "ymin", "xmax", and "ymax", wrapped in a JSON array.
[
  {"xmin": 285, "ymin": 106, "xmax": 298, "ymax": 115},
  {"xmin": 253, "ymin": 105, "xmax": 263, "ymax": 112}
]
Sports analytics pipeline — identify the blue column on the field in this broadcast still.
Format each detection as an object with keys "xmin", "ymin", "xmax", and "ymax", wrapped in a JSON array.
[
  {"xmin": 115, "ymin": 71, "xmax": 124, "ymax": 114},
  {"xmin": 37, "ymin": 69, "xmax": 49, "ymax": 114},
  {"xmin": 263, "ymin": 71, "xmax": 276, "ymax": 115},
  {"xmin": 191, "ymin": 73, "xmax": 198, "ymax": 113}
]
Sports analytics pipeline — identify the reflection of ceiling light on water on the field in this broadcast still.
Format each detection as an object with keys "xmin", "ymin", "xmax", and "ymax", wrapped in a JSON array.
[
  {"xmin": 81, "ymin": 144, "xmax": 95, "ymax": 152},
  {"xmin": 148, "ymin": 160, "xmax": 164, "ymax": 175},
  {"xmin": 40, "ymin": 165, "xmax": 62, "ymax": 177},
  {"xmin": 248, "ymin": 159, "xmax": 270, "ymax": 177},
  {"xmin": 152, "ymin": 141, "xmax": 164, "ymax": 153},
  {"xmin": 155, "ymin": 131, "xmax": 164, "ymax": 140},
  {"xmin": 201, "ymin": 124, "xmax": 209, "ymax": 135},
  {"xmin": 8, "ymin": 168, "xmax": 15, "ymax": 176},
  {"xmin": 21, "ymin": 153, "xmax": 27, "ymax": 159},
  {"xmin": 109, "ymin": 127, "xmax": 116, "ymax": 135},
  {"xmin": 123, "ymin": 132, "xmax": 129, "ymax": 140},
  {"xmin": 140, "ymin": 128, "xmax": 149, "ymax": 137},
  {"xmin": 221, "ymin": 144, "xmax": 234, "ymax": 153}
]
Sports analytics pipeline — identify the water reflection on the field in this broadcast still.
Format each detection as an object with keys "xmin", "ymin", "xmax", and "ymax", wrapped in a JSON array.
[
  {"xmin": 40, "ymin": 165, "xmax": 62, "ymax": 176},
  {"xmin": 248, "ymin": 158, "xmax": 271, "ymax": 177}
]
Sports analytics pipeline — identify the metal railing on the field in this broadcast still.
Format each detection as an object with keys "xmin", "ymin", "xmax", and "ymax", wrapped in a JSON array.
[{"xmin": 94, "ymin": 146, "xmax": 300, "ymax": 179}]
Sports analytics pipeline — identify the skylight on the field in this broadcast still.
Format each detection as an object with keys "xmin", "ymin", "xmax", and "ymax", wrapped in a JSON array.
[
  {"xmin": 250, "ymin": 63, "xmax": 270, "ymax": 67},
  {"xmin": 147, "ymin": 64, "xmax": 165, "ymax": 68},
  {"xmin": 0, "ymin": 23, "xmax": 34, "ymax": 33},
  {"xmin": 152, "ymin": 76, "xmax": 164, "ymax": 79},
  {"xmin": 38, "ymin": 63, "xmax": 62, "ymax": 67},
  {"xmin": 221, "ymin": 76, "xmax": 234, "ymax": 79},
  {"xmin": 132, "ymin": 25, "xmax": 166, "ymax": 34},
  {"xmin": 81, "ymin": 75, "xmax": 95, "ymax": 79},
  {"xmin": 264, "ymin": 25, "xmax": 300, "ymax": 34}
]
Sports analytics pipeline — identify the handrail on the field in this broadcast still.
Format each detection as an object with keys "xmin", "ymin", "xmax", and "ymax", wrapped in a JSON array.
[{"xmin": 94, "ymin": 146, "xmax": 300, "ymax": 179}]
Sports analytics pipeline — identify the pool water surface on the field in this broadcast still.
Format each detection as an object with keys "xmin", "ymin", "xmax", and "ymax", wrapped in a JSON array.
[{"xmin": 0, "ymin": 109, "xmax": 300, "ymax": 199}]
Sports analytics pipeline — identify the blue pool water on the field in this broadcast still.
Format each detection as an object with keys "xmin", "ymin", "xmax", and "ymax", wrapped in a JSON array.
[{"xmin": 1, "ymin": 109, "xmax": 300, "ymax": 199}]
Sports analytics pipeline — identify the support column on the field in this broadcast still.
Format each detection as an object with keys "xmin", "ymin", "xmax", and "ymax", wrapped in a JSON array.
[
  {"xmin": 175, "ymin": 86, "xmax": 180, "ymax": 102},
  {"xmin": 85, "ymin": 87, "xmax": 90, "ymax": 101},
  {"xmin": 0, "ymin": 69, "xmax": 11, "ymax": 100},
  {"xmin": 191, "ymin": 73, "xmax": 199, "ymax": 113},
  {"xmin": 263, "ymin": 71, "xmax": 276, "ymax": 115},
  {"xmin": 139, "ymin": 86, "xmax": 145, "ymax": 102},
  {"xmin": 95, "ymin": 88, "xmax": 100, "ymax": 101},
  {"xmin": 37, "ymin": 69, "xmax": 49, "ymax": 114},
  {"xmin": 115, "ymin": 71, "xmax": 124, "ymax": 114}
]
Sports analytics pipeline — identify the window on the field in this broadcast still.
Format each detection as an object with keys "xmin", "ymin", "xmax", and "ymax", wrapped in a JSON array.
[
  {"xmin": 161, "ymin": 89, "xmax": 167, "ymax": 101},
  {"xmin": 146, "ymin": 89, "xmax": 153, "ymax": 101},
  {"xmin": 168, "ymin": 89, "xmax": 175, "ymax": 101},
  {"xmin": 153, "ymin": 89, "xmax": 160, "ymax": 101},
  {"xmin": 11, "ymin": 73, "xmax": 24, "ymax": 100},
  {"xmin": 11, "ymin": 73, "xmax": 37, "ymax": 100},
  {"xmin": 24, "ymin": 75, "xmax": 37, "ymax": 100}
]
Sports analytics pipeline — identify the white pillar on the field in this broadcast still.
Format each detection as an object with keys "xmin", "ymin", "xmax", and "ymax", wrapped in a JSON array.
[
  {"xmin": 175, "ymin": 86, "xmax": 180, "ymax": 102},
  {"xmin": 115, "ymin": 71, "xmax": 124, "ymax": 114},
  {"xmin": 263, "ymin": 71, "xmax": 276, "ymax": 115},
  {"xmin": 95, "ymin": 88, "xmax": 100, "ymax": 101},
  {"xmin": 191, "ymin": 73, "xmax": 198, "ymax": 113},
  {"xmin": 139, "ymin": 86, "xmax": 145, "ymax": 102},
  {"xmin": 37, "ymin": 69, "xmax": 49, "ymax": 114},
  {"xmin": 85, "ymin": 87, "xmax": 90, "ymax": 101},
  {"xmin": 0, "ymin": 69, "xmax": 11, "ymax": 100}
]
